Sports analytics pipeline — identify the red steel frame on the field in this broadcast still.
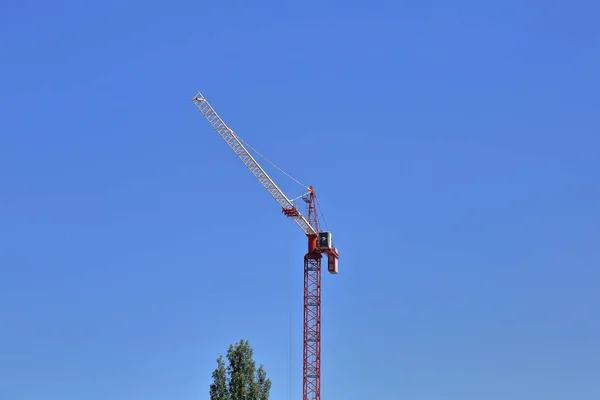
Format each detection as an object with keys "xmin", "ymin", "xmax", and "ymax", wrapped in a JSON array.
[
  {"xmin": 303, "ymin": 252, "xmax": 322, "ymax": 400},
  {"xmin": 303, "ymin": 189, "xmax": 321, "ymax": 400}
]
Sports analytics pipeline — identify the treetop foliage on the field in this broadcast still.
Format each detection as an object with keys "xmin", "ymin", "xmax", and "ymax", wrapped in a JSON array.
[{"xmin": 209, "ymin": 339, "xmax": 271, "ymax": 400}]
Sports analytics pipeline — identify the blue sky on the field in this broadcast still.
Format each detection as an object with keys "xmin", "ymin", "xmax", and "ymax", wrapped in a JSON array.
[{"xmin": 1, "ymin": 1, "xmax": 599, "ymax": 399}]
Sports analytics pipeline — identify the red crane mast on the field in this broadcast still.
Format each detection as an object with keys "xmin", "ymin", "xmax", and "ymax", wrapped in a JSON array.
[{"xmin": 192, "ymin": 91, "xmax": 339, "ymax": 400}]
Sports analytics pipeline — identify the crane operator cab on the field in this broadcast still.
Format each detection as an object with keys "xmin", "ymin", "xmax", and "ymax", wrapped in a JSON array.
[
  {"xmin": 318, "ymin": 232, "xmax": 332, "ymax": 250},
  {"xmin": 317, "ymin": 231, "xmax": 339, "ymax": 275}
]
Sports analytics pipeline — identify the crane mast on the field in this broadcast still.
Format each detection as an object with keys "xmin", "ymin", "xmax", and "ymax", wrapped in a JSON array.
[{"xmin": 192, "ymin": 91, "xmax": 339, "ymax": 400}]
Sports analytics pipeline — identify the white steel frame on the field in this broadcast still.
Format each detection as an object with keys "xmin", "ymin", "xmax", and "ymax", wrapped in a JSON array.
[{"xmin": 192, "ymin": 91, "xmax": 317, "ymax": 237}]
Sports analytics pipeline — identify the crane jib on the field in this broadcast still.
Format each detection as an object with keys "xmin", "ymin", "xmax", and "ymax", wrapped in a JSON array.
[{"xmin": 192, "ymin": 94, "xmax": 316, "ymax": 237}]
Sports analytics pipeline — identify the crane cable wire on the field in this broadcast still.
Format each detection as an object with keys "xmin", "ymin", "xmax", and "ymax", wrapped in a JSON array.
[
  {"xmin": 233, "ymin": 132, "xmax": 310, "ymax": 190},
  {"xmin": 234, "ymin": 132, "xmax": 331, "ymax": 232},
  {"xmin": 315, "ymin": 197, "xmax": 330, "ymax": 232}
]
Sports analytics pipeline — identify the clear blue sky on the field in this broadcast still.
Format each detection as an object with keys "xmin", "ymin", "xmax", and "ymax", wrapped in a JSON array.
[{"xmin": 1, "ymin": 1, "xmax": 599, "ymax": 399}]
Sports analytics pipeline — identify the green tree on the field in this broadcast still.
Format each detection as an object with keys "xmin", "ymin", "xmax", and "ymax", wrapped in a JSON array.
[
  {"xmin": 209, "ymin": 355, "xmax": 229, "ymax": 400},
  {"xmin": 209, "ymin": 340, "xmax": 272, "ymax": 400}
]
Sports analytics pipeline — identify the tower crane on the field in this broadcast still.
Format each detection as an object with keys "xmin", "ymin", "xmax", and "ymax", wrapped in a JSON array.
[{"xmin": 191, "ymin": 91, "xmax": 339, "ymax": 400}]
